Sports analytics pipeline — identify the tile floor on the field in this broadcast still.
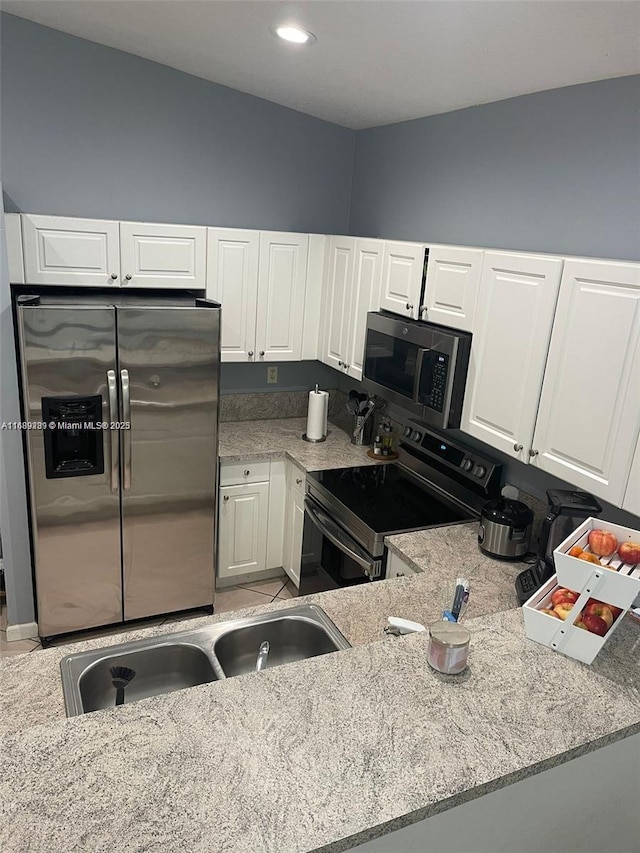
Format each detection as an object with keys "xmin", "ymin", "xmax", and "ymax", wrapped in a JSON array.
[{"xmin": 0, "ymin": 578, "xmax": 297, "ymax": 658}]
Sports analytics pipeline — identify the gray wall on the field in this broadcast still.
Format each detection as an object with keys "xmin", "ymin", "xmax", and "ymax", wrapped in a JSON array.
[
  {"xmin": 350, "ymin": 76, "xmax": 640, "ymax": 261},
  {"xmin": 0, "ymin": 13, "xmax": 355, "ymax": 233}
]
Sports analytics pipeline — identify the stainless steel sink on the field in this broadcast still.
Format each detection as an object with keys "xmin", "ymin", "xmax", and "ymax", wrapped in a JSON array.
[
  {"xmin": 60, "ymin": 605, "xmax": 350, "ymax": 716},
  {"xmin": 78, "ymin": 643, "xmax": 218, "ymax": 713},
  {"xmin": 214, "ymin": 616, "xmax": 343, "ymax": 676}
]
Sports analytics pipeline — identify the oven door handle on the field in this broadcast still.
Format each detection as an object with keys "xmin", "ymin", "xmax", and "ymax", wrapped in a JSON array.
[{"xmin": 304, "ymin": 498, "xmax": 380, "ymax": 579}]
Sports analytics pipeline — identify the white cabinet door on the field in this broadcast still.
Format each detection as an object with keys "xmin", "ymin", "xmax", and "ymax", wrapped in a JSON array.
[
  {"xmin": 379, "ymin": 241, "xmax": 425, "ymax": 320},
  {"xmin": 255, "ymin": 231, "xmax": 309, "ymax": 361},
  {"xmin": 206, "ymin": 228, "xmax": 259, "ymax": 362},
  {"xmin": 321, "ymin": 235, "xmax": 355, "ymax": 372},
  {"xmin": 120, "ymin": 221, "xmax": 206, "ymax": 289},
  {"xmin": 423, "ymin": 245, "xmax": 483, "ymax": 331},
  {"xmin": 386, "ymin": 551, "xmax": 417, "ymax": 579},
  {"xmin": 461, "ymin": 252, "xmax": 563, "ymax": 462},
  {"xmin": 301, "ymin": 234, "xmax": 328, "ymax": 361},
  {"xmin": 346, "ymin": 238, "xmax": 384, "ymax": 381},
  {"xmin": 22, "ymin": 215, "xmax": 120, "ymax": 286},
  {"xmin": 218, "ymin": 481, "xmax": 269, "ymax": 579},
  {"xmin": 4, "ymin": 213, "xmax": 24, "ymax": 284},
  {"xmin": 531, "ymin": 259, "xmax": 640, "ymax": 505},
  {"xmin": 622, "ymin": 431, "xmax": 640, "ymax": 517}
]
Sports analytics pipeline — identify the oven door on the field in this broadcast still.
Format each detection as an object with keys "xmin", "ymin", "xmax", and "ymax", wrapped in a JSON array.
[{"xmin": 298, "ymin": 497, "xmax": 383, "ymax": 596}]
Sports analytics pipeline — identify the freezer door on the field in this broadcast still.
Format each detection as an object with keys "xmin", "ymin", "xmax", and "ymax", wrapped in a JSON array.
[
  {"xmin": 117, "ymin": 305, "xmax": 219, "ymax": 620},
  {"xmin": 17, "ymin": 305, "xmax": 122, "ymax": 636}
]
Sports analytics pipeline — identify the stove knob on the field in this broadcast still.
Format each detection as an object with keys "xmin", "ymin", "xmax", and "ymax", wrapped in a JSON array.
[
  {"xmin": 403, "ymin": 426, "xmax": 413, "ymax": 438},
  {"xmin": 460, "ymin": 459, "xmax": 473, "ymax": 471},
  {"xmin": 412, "ymin": 430, "xmax": 422, "ymax": 442},
  {"xmin": 473, "ymin": 465, "xmax": 487, "ymax": 478}
]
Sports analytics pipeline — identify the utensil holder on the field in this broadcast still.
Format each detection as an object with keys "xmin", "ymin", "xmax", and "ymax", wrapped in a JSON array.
[{"xmin": 351, "ymin": 414, "xmax": 374, "ymax": 446}]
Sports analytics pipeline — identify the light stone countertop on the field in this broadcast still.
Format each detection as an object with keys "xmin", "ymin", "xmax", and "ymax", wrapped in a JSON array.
[{"xmin": 2, "ymin": 418, "xmax": 639, "ymax": 852}]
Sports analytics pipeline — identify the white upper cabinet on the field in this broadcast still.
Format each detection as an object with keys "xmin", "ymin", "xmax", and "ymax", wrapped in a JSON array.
[
  {"xmin": 4, "ymin": 213, "xmax": 24, "ymax": 284},
  {"xmin": 119, "ymin": 221, "xmax": 206, "ymax": 289},
  {"xmin": 301, "ymin": 234, "xmax": 328, "ymax": 361},
  {"xmin": 22, "ymin": 215, "xmax": 120, "ymax": 287},
  {"xmin": 530, "ymin": 259, "xmax": 640, "ymax": 505},
  {"xmin": 207, "ymin": 229, "xmax": 309, "ymax": 362},
  {"xmin": 319, "ymin": 236, "xmax": 383, "ymax": 380},
  {"xmin": 622, "ymin": 431, "xmax": 640, "ymax": 517},
  {"xmin": 461, "ymin": 252, "xmax": 564, "ymax": 462},
  {"xmin": 422, "ymin": 245, "xmax": 483, "ymax": 331},
  {"xmin": 321, "ymin": 235, "xmax": 355, "ymax": 372},
  {"xmin": 379, "ymin": 240, "xmax": 426, "ymax": 320},
  {"xmin": 206, "ymin": 228, "xmax": 259, "ymax": 362},
  {"xmin": 346, "ymin": 238, "xmax": 383, "ymax": 380},
  {"xmin": 21, "ymin": 215, "xmax": 206, "ymax": 288},
  {"xmin": 256, "ymin": 231, "xmax": 309, "ymax": 361}
]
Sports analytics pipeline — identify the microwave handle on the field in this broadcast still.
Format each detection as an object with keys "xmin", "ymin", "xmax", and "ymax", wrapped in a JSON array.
[
  {"xmin": 413, "ymin": 347, "xmax": 430, "ymax": 404},
  {"xmin": 304, "ymin": 498, "xmax": 379, "ymax": 578}
]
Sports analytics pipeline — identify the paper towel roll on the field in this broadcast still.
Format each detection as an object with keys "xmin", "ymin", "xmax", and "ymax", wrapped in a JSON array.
[{"xmin": 306, "ymin": 388, "xmax": 328, "ymax": 440}]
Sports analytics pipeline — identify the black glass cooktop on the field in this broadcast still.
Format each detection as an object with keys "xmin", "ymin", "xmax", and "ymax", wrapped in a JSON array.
[{"xmin": 308, "ymin": 464, "xmax": 474, "ymax": 534}]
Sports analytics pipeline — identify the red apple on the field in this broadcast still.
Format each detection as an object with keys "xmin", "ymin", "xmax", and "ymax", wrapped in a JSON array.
[
  {"xmin": 582, "ymin": 600, "xmax": 614, "ymax": 629},
  {"xmin": 588, "ymin": 529, "xmax": 619, "ymax": 557},
  {"xmin": 553, "ymin": 602, "xmax": 577, "ymax": 621},
  {"xmin": 575, "ymin": 619, "xmax": 588, "ymax": 630},
  {"xmin": 551, "ymin": 588, "xmax": 580, "ymax": 608},
  {"xmin": 539, "ymin": 608, "xmax": 561, "ymax": 619},
  {"xmin": 580, "ymin": 613, "xmax": 609, "ymax": 636},
  {"xmin": 617, "ymin": 542, "xmax": 640, "ymax": 565}
]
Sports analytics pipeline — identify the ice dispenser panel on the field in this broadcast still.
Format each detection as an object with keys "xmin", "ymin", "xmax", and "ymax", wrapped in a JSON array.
[{"xmin": 42, "ymin": 396, "xmax": 105, "ymax": 479}]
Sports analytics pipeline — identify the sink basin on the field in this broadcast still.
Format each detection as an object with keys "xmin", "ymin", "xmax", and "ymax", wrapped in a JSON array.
[
  {"xmin": 60, "ymin": 604, "xmax": 350, "ymax": 716},
  {"xmin": 78, "ymin": 643, "xmax": 218, "ymax": 713},
  {"xmin": 214, "ymin": 615, "xmax": 344, "ymax": 677}
]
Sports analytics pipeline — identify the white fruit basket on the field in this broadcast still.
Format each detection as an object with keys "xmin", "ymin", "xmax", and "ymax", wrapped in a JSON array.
[
  {"xmin": 522, "ymin": 575, "xmax": 628, "ymax": 665},
  {"xmin": 522, "ymin": 517, "xmax": 640, "ymax": 665},
  {"xmin": 554, "ymin": 517, "xmax": 640, "ymax": 610}
]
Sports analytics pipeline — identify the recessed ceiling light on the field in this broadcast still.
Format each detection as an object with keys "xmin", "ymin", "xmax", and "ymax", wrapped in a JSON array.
[{"xmin": 273, "ymin": 25, "xmax": 316, "ymax": 45}]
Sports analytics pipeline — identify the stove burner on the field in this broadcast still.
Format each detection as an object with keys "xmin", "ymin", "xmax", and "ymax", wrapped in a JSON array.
[{"xmin": 310, "ymin": 464, "xmax": 474, "ymax": 534}]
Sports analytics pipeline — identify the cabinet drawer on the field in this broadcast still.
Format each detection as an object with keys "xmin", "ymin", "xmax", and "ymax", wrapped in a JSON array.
[{"xmin": 220, "ymin": 460, "xmax": 271, "ymax": 486}]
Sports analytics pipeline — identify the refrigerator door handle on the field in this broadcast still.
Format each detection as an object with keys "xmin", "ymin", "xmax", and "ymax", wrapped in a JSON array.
[
  {"xmin": 121, "ymin": 368, "xmax": 132, "ymax": 491},
  {"xmin": 107, "ymin": 370, "xmax": 119, "ymax": 493}
]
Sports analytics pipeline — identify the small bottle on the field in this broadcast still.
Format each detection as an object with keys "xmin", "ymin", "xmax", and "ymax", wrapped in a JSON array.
[
  {"xmin": 373, "ymin": 434, "xmax": 383, "ymax": 456},
  {"xmin": 381, "ymin": 421, "xmax": 394, "ymax": 456},
  {"xmin": 427, "ymin": 622, "xmax": 470, "ymax": 674}
]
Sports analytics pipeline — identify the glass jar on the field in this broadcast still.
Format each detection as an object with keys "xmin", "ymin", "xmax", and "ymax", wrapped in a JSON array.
[{"xmin": 427, "ymin": 621, "xmax": 470, "ymax": 674}]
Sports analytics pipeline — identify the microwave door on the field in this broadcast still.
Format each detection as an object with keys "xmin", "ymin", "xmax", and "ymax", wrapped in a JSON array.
[{"xmin": 17, "ymin": 302, "xmax": 122, "ymax": 636}]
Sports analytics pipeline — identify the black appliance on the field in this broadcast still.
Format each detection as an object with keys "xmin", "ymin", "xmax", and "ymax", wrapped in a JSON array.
[
  {"xmin": 515, "ymin": 489, "xmax": 603, "ymax": 605},
  {"xmin": 361, "ymin": 311, "xmax": 472, "ymax": 429},
  {"xmin": 298, "ymin": 418, "xmax": 502, "ymax": 595},
  {"xmin": 478, "ymin": 498, "xmax": 533, "ymax": 560}
]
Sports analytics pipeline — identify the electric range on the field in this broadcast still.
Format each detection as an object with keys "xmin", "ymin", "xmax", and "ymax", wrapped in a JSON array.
[{"xmin": 299, "ymin": 418, "xmax": 502, "ymax": 595}]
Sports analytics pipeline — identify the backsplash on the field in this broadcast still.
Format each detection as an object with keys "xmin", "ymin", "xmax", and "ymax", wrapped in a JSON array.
[{"xmin": 219, "ymin": 389, "xmax": 350, "ymax": 425}]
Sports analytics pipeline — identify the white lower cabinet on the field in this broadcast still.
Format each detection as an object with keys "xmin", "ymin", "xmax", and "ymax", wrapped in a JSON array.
[
  {"xmin": 282, "ymin": 464, "xmax": 306, "ymax": 586},
  {"xmin": 386, "ymin": 551, "xmax": 417, "ymax": 579},
  {"xmin": 217, "ymin": 459, "xmax": 287, "ymax": 583},
  {"xmin": 530, "ymin": 259, "xmax": 640, "ymax": 506}
]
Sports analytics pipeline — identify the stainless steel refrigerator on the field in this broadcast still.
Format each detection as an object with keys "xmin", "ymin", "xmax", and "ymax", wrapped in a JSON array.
[{"xmin": 16, "ymin": 292, "xmax": 220, "ymax": 639}]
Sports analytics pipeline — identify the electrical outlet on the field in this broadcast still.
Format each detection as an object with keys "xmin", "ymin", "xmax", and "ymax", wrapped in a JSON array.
[{"xmin": 267, "ymin": 366, "xmax": 278, "ymax": 384}]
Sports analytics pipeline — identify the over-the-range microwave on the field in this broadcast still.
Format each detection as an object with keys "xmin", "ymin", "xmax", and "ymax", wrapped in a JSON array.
[{"xmin": 362, "ymin": 311, "xmax": 472, "ymax": 429}]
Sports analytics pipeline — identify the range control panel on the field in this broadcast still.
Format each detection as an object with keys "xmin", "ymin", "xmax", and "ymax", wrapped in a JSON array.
[{"xmin": 397, "ymin": 419, "xmax": 499, "ymax": 488}]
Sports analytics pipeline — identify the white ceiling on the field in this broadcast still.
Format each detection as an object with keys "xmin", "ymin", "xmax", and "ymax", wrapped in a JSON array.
[{"xmin": 3, "ymin": 1, "xmax": 639, "ymax": 129}]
